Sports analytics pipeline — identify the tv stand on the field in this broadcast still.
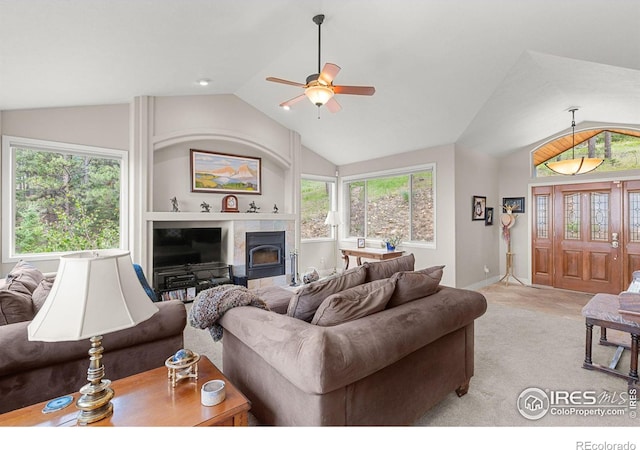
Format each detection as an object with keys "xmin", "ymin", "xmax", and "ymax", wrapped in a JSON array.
[{"xmin": 153, "ymin": 262, "xmax": 233, "ymax": 302}]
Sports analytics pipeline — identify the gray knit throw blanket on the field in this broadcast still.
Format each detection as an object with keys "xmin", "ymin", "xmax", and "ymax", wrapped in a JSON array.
[{"xmin": 188, "ymin": 284, "xmax": 269, "ymax": 341}]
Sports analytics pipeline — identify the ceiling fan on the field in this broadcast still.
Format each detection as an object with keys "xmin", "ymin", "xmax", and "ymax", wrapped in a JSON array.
[{"xmin": 266, "ymin": 14, "xmax": 375, "ymax": 114}]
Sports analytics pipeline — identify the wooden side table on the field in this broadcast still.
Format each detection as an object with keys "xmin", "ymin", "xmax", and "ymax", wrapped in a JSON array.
[
  {"xmin": 582, "ymin": 293, "xmax": 640, "ymax": 384},
  {"xmin": 340, "ymin": 248, "xmax": 404, "ymax": 270},
  {"xmin": 0, "ymin": 355, "xmax": 250, "ymax": 427}
]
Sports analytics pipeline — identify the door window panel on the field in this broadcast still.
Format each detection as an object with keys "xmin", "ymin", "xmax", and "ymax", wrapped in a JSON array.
[
  {"xmin": 564, "ymin": 193, "xmax": 581, "ymax": 240},
  {"xmin": 590, "ymin": 192, "xmax": 609, "ymax": 241}
]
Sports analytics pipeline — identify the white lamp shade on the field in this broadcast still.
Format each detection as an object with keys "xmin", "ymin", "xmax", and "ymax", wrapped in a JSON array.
[
  {"xmin": 324, "ymin": 211, "xmax": 341, "ymax": 226},
  {"xmin": 28, "ymin": 250, "xmax": 158, "ymax": 342}
]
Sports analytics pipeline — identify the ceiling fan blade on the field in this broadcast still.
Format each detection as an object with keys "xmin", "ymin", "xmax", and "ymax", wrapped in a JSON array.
[
  {"xmin": 318, "ymin": 63, "xmax": 341, "ymax": 85},
  {"xmin": 279, "ymin": 94, "xmax": 307, "ymax": 109},
  {"xmin": 334, "ymin": 85, "xmax": 376, "ymax": 96},
  {"xmin": 325, "ymin": 97, "xmax": 342, "ymax": 113},
  {"xmin": 266, "ymin": 77, "xmax": 305, "ymax": 87}
]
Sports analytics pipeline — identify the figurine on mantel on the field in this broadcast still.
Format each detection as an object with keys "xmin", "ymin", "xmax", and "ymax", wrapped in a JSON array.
[
  {"xmin": 247, "ymin": 201, "xmax": 260, "ymax": 213},
  {"xmin": 170, "ymin": 197, "xmax": 180, "ymax": 212},
  {"xmin": 200, "ymin": 201, "xmax": 211, "ymax": 213},
  {"xmin": 273, "ymin": 204, "xmax": 279, "ymax": 213}
]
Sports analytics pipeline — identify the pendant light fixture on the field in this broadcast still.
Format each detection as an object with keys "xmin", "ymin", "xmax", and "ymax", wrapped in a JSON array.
[{"xmin": 545, "ymin": 108, "xmax": 604, "ymax": 175}]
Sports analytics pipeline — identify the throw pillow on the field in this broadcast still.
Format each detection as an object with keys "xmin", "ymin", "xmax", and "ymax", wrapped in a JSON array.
[
  {"xmin": 287, "ymin": 265, "xmax": 367, "ymax": 322},
  {"xmin": 0, "ymin": 288, "xmax": 34, "ymax": 325},
  {"xmin": 6, "ymin": 260, "xmax": 45, "ymax": 294},
  {"xmin": 32, "ymin": 278, "xmax": 55, "ymax": 314},
  {"xmin": 386, "ymin": 265, "xmax": 444, "ymax": 308},
  {"xmin": 363, "ymin": 253, "xmax": 415, "ymax": 282},
  {"xmin": 311, "ymin": 278, "xmax": 397, "ymax": 326}
]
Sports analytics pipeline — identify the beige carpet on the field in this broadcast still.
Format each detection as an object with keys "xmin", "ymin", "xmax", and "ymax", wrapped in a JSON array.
[{"xmin": 183, "ymin": 283, "xmax": 640, "ymax": 427}]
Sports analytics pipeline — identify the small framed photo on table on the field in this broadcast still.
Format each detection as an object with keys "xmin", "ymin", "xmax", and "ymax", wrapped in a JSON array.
[{"xmin": 357, "ymin": 238, "xmax": 365, "ymax": 248}]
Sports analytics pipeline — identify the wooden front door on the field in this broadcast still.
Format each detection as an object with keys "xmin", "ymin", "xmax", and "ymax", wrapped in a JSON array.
[{"xmin": 533, "ymin": 181, "xmax": 628, "ymax": 294}]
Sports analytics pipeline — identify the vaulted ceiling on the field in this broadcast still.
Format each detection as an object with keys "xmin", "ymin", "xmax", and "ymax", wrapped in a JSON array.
[{"xmin": 1, "ymin": 0, "xmax": 639, "ymax": 166}]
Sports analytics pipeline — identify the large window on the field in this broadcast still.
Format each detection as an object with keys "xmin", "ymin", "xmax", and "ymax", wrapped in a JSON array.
[
  {"xmin": 2, "ymin": 136, "xmax": 127, "ymax": 261},
  {"xmin": 344, "ymin": 165, "xmax": 435, "ymax": 245},
  {"xmin": 300, "ymin": 177, "xmax": 336, "ymax": 239}
]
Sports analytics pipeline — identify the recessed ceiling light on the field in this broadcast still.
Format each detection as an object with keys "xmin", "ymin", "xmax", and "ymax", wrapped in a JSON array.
[
  {"xmin": 198, "ymin": 79, "xmax": 210, "ymax": 86},
  {"xmin": 281, "ymin": 105, "xmax": 290, "ymax": 111}
]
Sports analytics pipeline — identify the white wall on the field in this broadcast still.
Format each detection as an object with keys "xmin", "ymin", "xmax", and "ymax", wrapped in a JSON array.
[
  {"xmin": 454, "ymin": 145, "xmax": 501, "ymax": 288},
  {"xmin": 339, "ymin": 144, "xmax": 457, "ymax": 287},
  {"xmin": 0, "ymin": 104, "xmax": 129, "ymax": 150}
]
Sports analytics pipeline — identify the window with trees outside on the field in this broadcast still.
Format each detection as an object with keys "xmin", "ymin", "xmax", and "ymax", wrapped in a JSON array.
[
  {"xmin": 344, "ymin": 165, "xmax": 435, "ymax": 245},
  {"xmin": 536, "ymin": 131, "xmax": 640, "ymax": 177},
  {"xmin": 300, "ymin": 177, "xmax": 336, "ymax": 239},
  {"xmin": 2, "ymin": 136, "xmax": 126, "ymax": 260}
]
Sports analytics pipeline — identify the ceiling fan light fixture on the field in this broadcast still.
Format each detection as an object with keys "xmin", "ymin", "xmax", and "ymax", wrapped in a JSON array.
[
  {"xmin": 544, "ymin": 108, "xmax": 604, "ymax": 176},
  {"xmin": 305, "ymin": 84, "xmax": 334, "ymax": 106}
]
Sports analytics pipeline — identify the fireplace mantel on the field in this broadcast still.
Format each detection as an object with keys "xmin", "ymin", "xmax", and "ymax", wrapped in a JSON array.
[{"xmin": 145, "ymin": 212, "xmax": 296, "ymax": 222}]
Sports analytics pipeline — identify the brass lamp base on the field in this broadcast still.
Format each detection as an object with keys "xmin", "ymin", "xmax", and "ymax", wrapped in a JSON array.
[
  {"xmin": 76, "ymin": 335, "xmax": 115, "ymax": 425},
  {"xmin": 76, "ymin": 379, "xmax": 114, "ymax": 425}
]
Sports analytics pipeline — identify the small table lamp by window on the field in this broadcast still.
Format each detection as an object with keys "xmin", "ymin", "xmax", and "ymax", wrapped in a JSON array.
[
  {"xmin": 324, "ymin": 210, "xmax": 341, "ymax": 274},
  {"xmin": 28, "ymin": 250, "xmax": 158, "ymax": 425}
]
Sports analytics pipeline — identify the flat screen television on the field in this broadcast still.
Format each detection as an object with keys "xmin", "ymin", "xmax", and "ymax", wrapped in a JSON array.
[{"xmin": 153, "ymin": 227, "xmax": 222, "ymax": 269}]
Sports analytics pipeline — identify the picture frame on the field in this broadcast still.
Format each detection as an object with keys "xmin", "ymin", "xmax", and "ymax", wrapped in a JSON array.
[
  {"xmin": 190, "ymin": 149, "xmax": 262, "ymax": 194},
  {"xmin": 472, "ymin": 195, "xmax": 487, "ymax": 221},
  {"xmin": 502, "ymin": 197, "xmax": 525, "ymax": 214},
  {"xmin": 357, "ymin": 238, "xmax": 365, "ymax": 248},
  {"xmin": 485, "ymin": 207, "xmax": 494, "ymax": 226}
]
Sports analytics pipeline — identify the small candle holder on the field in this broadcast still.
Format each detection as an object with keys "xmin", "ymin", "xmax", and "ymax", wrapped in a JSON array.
[{"xmin": 165, "ymin": 349, "xmax": 201, "ymax": 387}]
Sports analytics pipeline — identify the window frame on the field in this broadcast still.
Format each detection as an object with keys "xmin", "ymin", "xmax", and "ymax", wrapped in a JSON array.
[
  {"xmin": 300, "ymin": 174, "xmax": 337, "ymax": 242},
  {"xmin": 341, "ymin": 163, "xmax": 436, "ymax": 249},
  {"xmin": 1, "ymin": 135, "xmax": 129, "ymax": 262}
]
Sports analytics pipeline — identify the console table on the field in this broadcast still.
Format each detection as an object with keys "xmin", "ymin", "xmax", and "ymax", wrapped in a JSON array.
[
  {"xmin": 0, "ymin": 355, "xmax": 250, "ymax": 427},
  {"xmin": 340, "ymin": 247, "xmax": 404, "ymax": 270}
]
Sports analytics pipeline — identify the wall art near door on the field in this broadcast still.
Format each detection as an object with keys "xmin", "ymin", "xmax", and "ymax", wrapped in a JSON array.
[
  {"xmin": 502, "ymin": 197, "xmax": 525, "ymax": 213},
  {"xmin": 472, "ymin": 195, "xmax": 486, "ymax": 221},
  {"xmin": 485, "ymin": 207, "xmax": 494, "ymax": 226},
  {"xmin": 190, "ymin": 149, "xmax": 262, "ymax": 194}
]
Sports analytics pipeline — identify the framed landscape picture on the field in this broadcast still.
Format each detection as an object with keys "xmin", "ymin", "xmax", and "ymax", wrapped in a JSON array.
[
  {"xmin": 502, "ymin": 197, "xmax": 525, "ymax": 214},
  {"xmin": 190, "ymin": 149, "xmax": 262, "ymax": 194},
  {"xmin": 472, "ymin": 195, "xmax": 486, "ymax": 221}
]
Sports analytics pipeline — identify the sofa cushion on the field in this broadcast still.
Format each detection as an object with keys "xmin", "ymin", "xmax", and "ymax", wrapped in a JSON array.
[
  {"xmin": 6, "ymin": 260, "xmax": 45, "ymax": 294},
  {"xmin": 32, "ymin": 278, "xmax": 55, "ymax": 314},
  {"xmin": 287, "ymin": 265, "xmax": 367, "ymax": 322},
  {"xmin": 0, "ymin": 289, "xmax": 34, "ymax": 325},
  {"xmin": 363, "ymin": 253, "xmax": 415, "ymax": 282},
  {"xmin": 387, "ymin": 265, "xmax": 444, "ymax": 308},
  {"xmin": 311, "ymin": 278, "xmax": 396, "ymax": 326},
  {"xmin": 253, "ymin": 286, "xmax": 293, "ymax": 314}
]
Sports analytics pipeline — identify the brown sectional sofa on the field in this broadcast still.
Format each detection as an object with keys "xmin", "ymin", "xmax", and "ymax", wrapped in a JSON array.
[
  {"xmin": 219, "ymin": 254, "xmax": 488, "ymax": 425},
  {"xmin": 0, "ymin": 261, "xmax": 187, "ymax": 414}
]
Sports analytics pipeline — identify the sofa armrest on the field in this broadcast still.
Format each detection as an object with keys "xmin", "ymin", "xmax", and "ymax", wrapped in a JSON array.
[
  {"xmin": 220, "ymin": 286, "xmax": 486, "ymax": 394},
  {"xmin": 0, "ymin": 300, "xmax": 186, "ymax": 378}
]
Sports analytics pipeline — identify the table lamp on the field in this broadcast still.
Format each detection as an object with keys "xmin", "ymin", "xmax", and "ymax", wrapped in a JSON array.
[
  {"xmin": 324, "ymin": 210, "xmax": 341, "ymax": 274},
  {"xmin": 27, "ymin": 250, "xmax": 159, "ymax": 425}
]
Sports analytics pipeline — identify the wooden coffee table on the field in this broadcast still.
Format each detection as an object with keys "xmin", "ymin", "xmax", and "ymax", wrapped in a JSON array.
[{"xmin": 0, "ymin": 355, "xmax": 250, "ymax": 427}]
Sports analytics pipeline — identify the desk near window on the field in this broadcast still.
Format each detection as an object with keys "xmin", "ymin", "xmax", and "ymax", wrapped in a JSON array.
[{"xmin": 340, "ymin": 247, "xmax": 404, "ymax": 270}]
